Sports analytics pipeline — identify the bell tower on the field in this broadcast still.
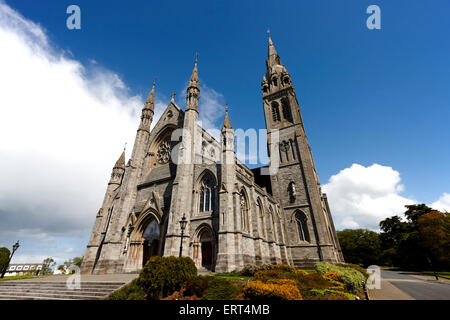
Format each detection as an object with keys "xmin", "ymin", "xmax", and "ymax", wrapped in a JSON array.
[{"xmin": 262, "ymin": 33, "xmax": 343, "ymax": 266}]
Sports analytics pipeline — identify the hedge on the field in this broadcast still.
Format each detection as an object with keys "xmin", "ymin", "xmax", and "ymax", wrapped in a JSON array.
[
  {"xmin": 137, "ymin": 256, "xmax": 197, "ymax": 299},
  {"xmin": 315, "ymin": 262, "xmax": 366, "ymax": 292}
]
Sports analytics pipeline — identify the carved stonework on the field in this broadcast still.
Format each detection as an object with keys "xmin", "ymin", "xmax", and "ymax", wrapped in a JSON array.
[{"xmin": 156, "ymin": 140, "xmax": 171, "ymax": 164}]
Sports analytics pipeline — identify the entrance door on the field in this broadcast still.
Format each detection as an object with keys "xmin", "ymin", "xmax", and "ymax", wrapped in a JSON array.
[
  {"xmin": 201, "ymin": 241, "xmax": 212, "ymax": 269},
  {"xmin": 142, "ymin": 239, "xmax": 160, "ymax": 267},
  {"xmin": 142, "ymin": 220, "xmax": 160, "ymax": 267},
  {"xmin": 143, "ymin": 240, "xmax": 151, "ymax": 267}
]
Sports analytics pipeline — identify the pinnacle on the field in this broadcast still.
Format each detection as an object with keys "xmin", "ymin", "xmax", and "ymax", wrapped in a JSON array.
[
  {"xmin": 114, "ymin": 150, "xmax": 125, "ymax": 169},
  {"xmin": 222, "ymin": 106, "xmax": 233, "ymax": 130}
]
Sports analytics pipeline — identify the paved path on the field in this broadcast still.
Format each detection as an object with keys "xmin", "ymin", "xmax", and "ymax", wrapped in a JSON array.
[{"xmin": 369, "ymin": 270, "xmax": 450, "ymax": 300}]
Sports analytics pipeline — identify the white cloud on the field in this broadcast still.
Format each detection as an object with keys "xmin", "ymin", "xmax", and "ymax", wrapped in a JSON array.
[
  {"xmin": 0, "ymin": 2, "xmax": 227, "ymax": 264},
  {"xmin": 0, "ymin": 3, "xmax": 147, "ymax": 245},
  {"xmin": 322, "ymin": 163, "xmax": 417, "ymax": 230},
  {"xmin": 431, "ymin": 192, "xmax": 450, "ymax": 212}
]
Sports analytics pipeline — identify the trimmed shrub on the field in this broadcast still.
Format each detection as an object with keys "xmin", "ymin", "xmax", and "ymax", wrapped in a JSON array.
[
  {"xmin": 295, "ymin": 272, "xmax": 334, "ymax": 291},
  {"xmin": 107, "ymin": 279, "xmax": 146, "ymax": 300},
  {"xmin": 0, "ymin": 247, "xmax": 11, "ymax": 274},
  {"xmin": 295, "ymin": 270, "xmax": 309, "ymax": 277},
  {"xmin": 323, "ymin": 272, "xmax": 342, "ymax": 282},
  {"xmin": 137, "ymin": 256, "xmax": 197, "ymax": 299},
  {"xmin": 183, "ymin": 275, "xmax": 212, "ymax": 298},
  {"xmin": 202, "ymin": 277, "xmax": 241, "ymax": 300},
  {"xmin": 272, "ymin": 264, "xmax": 296, "ymax": 273},
  {"xmin": 314, "ymin": 262, "xmax": 366, "ymax": 293},
  {"xmin": 336, "ymin": 263, "xmax": 369, "ymax": 279},
  {"xmin": 243, "ymin": 280, "xmax": 302, "ymax": 300},
  {"xmin": 309, "ymin": 288, "xmax": 357, "ymax": 300},
  {"xmin": 239, "ymin": 264, "xmax": 259, "ymax": 276},
  {"xmin": 254, "ymin": 269, "xmax": 296, "ymax": 282}
]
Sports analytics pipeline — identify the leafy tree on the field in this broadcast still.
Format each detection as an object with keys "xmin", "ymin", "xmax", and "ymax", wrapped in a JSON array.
[
  {"xmin": 379, "ymin": 216, "xmax": 407, "ymax": 250},
  {"xmin": 0, "ymin": 247, "xmax": 11, "ymax": 274},
  {"xmin": 61, "ymin": 256, "xmax": 84, "ymax": 273},
  {"xmin": 72, "ymin": 256, "xmax": 83, "ymax": 268},
  {"xmin": 418, "ymin": 211, "xmax": 450, "ymax": 270},
  {"xmin": 379, "ymin": 204, "xmax": 447, "ymax": 270},
  {"xmin": 336, "ymin": 229, "xmax": 381, "ymax": 267},
  {"xmin": 42, "ymin": 257, "xmax": 56, "ymax": 275}
]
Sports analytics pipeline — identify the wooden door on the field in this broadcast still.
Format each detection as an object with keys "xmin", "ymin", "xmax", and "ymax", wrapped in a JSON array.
[{"xmin": 201, "ymin": 242, "xmax": 212, "ymax": 268}]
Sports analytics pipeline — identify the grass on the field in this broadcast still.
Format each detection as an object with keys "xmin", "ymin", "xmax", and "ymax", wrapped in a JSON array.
[
  {"xmin": 422, "ymin": 271, "xmax": 450, "ymax": 280},
  {"xmin": 0, "ymin": 274, "xmax": 52, "ymax": 281},
  {"xmin": 213, "ymin": 272, "xmax": 252, "ymax": 282}
]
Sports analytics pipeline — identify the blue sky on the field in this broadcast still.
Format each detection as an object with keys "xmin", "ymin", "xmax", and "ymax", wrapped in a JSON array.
[{"xmin": 1, "ymin": 0, "xmax": 449, "ymax": 265}]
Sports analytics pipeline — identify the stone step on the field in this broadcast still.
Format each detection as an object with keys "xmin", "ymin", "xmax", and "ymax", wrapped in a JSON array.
[
  {"xmin": 0, "ymin": 288, "xmax": 114, "ymax": 296},
  {"xmin": 0, "ymin": 275, "xmax": 137, "ymax": 300},
  {"xmin": 0, "ymin": 281, "xmax": 125, "ymax": 285},
  {"xmin": 0, "ymin": 283, "xmax": 124, "ymax": 289},
  {"xmin": 0, "ymin": 292, "xmax": 102, "ymax": 300}
]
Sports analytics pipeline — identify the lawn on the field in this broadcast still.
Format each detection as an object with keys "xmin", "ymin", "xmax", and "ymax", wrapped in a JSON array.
[
  {"xmin": 423, "ymin": 271, "xmax": 450, "ymax": 280},
  {"xmin": 0, "ymin": 274, "xmax": 52, "ymax": 281}
]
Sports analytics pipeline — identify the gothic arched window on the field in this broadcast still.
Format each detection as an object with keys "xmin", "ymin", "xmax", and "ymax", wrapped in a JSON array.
[
  {"xmin": 269, "ymin": 208, "xmax": 276, "ymax": 242},
  {"xmin": 281, "ymin": 99, "xmax": 292, "ymax": 122},
  {"xmin": 257, "ymin": 201, "xmax": 265, "ymax": 238},
  {"xmin": 295, "ymin": 211, "xmax": 310, "ymax": 242},
  {"xmin": 199, "ymin": 176, "xmax": 215, "ymax": 213},
  {"xmin": 271, "ymin": 102, "xmax": 281, "ymax": 122},
  {"xmin": 239, "ymin": 191, "xmax": 249, "ymax": 232}
]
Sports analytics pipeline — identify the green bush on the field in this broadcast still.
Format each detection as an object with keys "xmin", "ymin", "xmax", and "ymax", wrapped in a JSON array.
[
  {"xmin": 107, "ymin": 279, "xmax": 146, "ymax": 300},
  {"xmin": 336, "ymin": 263, "xmax": 369, "ymax": 279},
  {"xmin": 254, "ymin": 269, "xmax": 297, "ymax": 282},
  {"xmin": 183, "ymin": 275, "xmax": 212, "ymax": 298},
  {"xmin": 137, "ymin": 256, "xmax": 197, "ymax": 299},
  {"xmin": 0, "ymin": 247, "xmax": 11, "ymax": 273},
  {"xmin": 315, "ymin": 262, "xmax": 366, "ymax": 293},
  {"xmin": 202, "ymin": 277, "xmax": 240, "ymax": 300},
  {"xmin": 309, "ymin": 288, "xmax": 357, "ymax": 300},
  {"xmin": 239, "ymin": 264, "xmax": 260, "ymax": 276}
]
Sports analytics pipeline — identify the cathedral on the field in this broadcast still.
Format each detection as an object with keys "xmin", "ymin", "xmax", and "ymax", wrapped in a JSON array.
[{"xmin": 80, "ymin": 35, "xmax": 344, "ymax": 275}]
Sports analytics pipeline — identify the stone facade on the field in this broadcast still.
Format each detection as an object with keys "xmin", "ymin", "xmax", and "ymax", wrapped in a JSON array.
[{"xmin": 80, "ymin": 37, "xmax": 344, "ymax": 275}]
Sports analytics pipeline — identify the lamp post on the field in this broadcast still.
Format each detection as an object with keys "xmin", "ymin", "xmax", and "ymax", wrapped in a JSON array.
[
  {"xmin": 179, "ymin": 214, "xmax": 187, "ymax": 257},
  {"xmin": 1, "ymin": 241, "xmax": 20, "ymax": 278}
]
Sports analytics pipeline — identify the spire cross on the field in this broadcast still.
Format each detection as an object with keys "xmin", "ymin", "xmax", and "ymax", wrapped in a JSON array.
[
  {"xmin": 124, "ymin": 142, "xmax": 127, "ymax": 151},
  {"xmin": 266, "ymin": 29, "xmax": 271, "ymax": 38},
  {"xmin": 195, "ymin": 53, "xmax": 198, "ymax": 64},
  {"xmin": 225, "ymin": 103, "xmax": 229, "ymax": 113},
  {"xmin": 170, "ymin": 92, "xmax": 176, "ymax": 100},
  {"xmin": 153, "ymin": 77, "xmax": 156, "ymax": 86}
]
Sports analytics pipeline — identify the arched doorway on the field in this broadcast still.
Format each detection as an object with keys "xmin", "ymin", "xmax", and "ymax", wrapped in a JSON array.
[
  {"xmin": 200, "ymin": 229, "xmax": 213, "ymax": 269},
  {"xmin": 142, "ymin": 220, "xmax": 160, "ymax": 267},
  {"xmin": 193, "ymin": 225, "xmax": 215, "ymax": 271}
]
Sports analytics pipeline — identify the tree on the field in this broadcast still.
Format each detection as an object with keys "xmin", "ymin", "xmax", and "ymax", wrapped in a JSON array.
[
  {"xmin": 336, "ymin": 229, "xmax": 381, "ymax": 267},
  {"xmin": 61, "ymin": 256, "xmax": 84, "ymax": 274},
  {"xmin": 0, "ymin": 247, "xmax": 11, "ymax": 274},
  {"xmin": 378, "ymin": 204, "xmax": 445, "ymax": 270},
  {"xmin": 42, "ymin": 257, "xmax": 56, "ymax": 275},
  {"xmin": 379, "ymin": 216, "xmax": 407, "ymax": 250},
  {"xmin": 72, "ymin": 256, "xmax": 83, "ymax": 268},
  {"xmin": 418, "ymin": 211, "xmax": 450, "ymax": 270}
]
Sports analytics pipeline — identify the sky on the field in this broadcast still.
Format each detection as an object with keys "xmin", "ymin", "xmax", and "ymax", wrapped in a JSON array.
[{"xmin": 0, "ymin": 0, "xmax": 449, "ymax": 266}]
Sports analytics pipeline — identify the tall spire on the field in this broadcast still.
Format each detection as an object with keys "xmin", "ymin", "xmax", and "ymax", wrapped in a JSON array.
[
  {"xmin": 266, "ymin": 31, "xmax": 281, "ymax": 68},
  {"xmin": 139, "ymin": 78, "xmax": 156, "ymax": 131},
  {"xmin": 186, "ymin": 53, "xmax": 200, "ymax": 111},
  {"xmin": 222, "ymin": 104, "xmax": 233, "ymax": 130},
  {"xmin": 189, "ymin": 53, "xmax": 199, "ymax": 88},
  {"xmin": 144, "ymin": 78, "xmax": 156, "ymax": 111}
]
